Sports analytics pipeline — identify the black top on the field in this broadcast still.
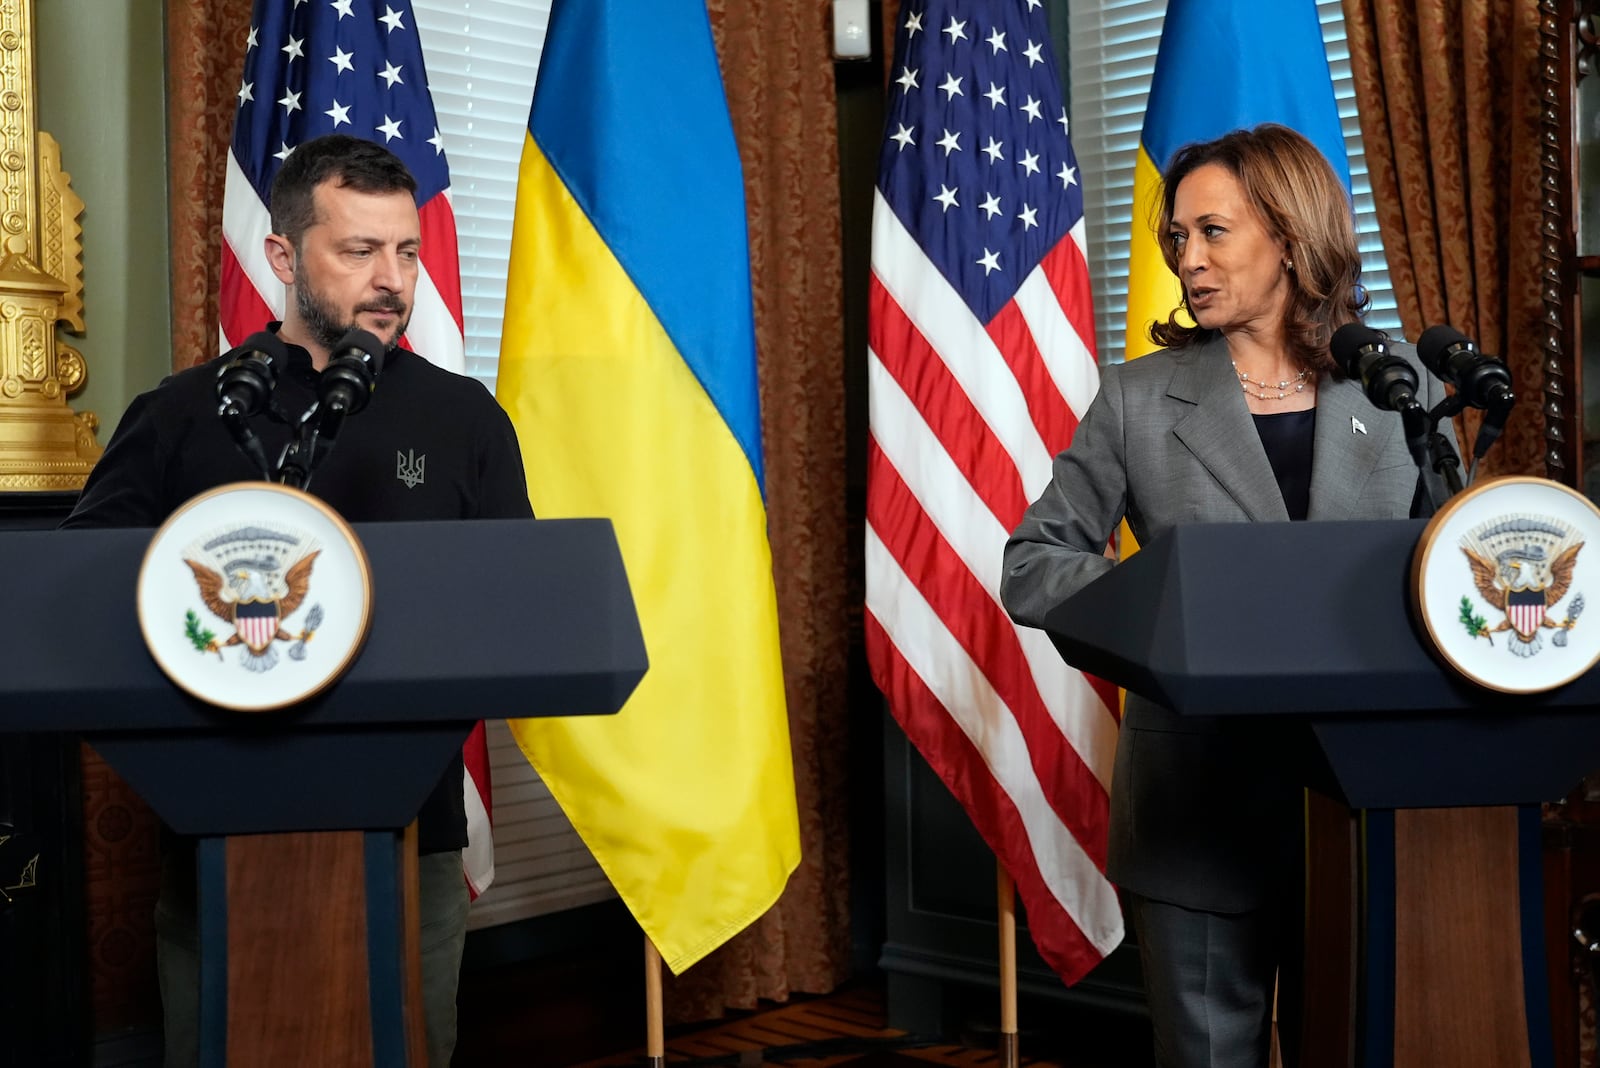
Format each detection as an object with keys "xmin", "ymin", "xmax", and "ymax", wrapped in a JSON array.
[
  {"xmin": 1251, "ymin": 407, "xmax": 1315, "ymax": 522},
  {"xmin": 63, "ymin": 334, "xmax": 533, "ymax": 853}
]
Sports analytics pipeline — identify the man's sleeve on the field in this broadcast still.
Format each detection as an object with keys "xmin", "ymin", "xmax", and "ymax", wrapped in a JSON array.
[
  {"xmin": 59, "ymin": 391, "xmax": 168, "ymax": 530},
  {"xmin": 476, "ymin": 401, "xmax": 534, "ymax": 520}
]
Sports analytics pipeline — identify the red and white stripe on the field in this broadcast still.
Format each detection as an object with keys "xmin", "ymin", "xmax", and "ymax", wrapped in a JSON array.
[
  {"xmin": 220, "ymin": 146, "xmax": 492, "ymax": 898},
  {"xmin": 864, "ymin": 191, "xmax": 1124, "ymax": 984}
]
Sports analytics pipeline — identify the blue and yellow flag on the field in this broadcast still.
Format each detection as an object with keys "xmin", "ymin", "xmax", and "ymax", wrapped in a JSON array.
[
  {"xmin": 495, "ymin": 0, "xmax": 799, "ymax": 972},
  {"xmin": 1125, "ymin": 0, "xmax": 1350, "ymax": 360}
]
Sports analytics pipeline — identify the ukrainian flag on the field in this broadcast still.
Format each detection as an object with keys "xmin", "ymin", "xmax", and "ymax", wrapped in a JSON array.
[
  {"xmin": 495, "ymin": 0, "xmax": 799, "ymax": 972},
  {"xmin": 1125, "ymin": 0, "xmax": 1351, "ymax": 360}
]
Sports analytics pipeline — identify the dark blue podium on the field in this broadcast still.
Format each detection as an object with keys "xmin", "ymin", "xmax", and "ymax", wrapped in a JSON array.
[
  {"xmin": 1, "ymin": 517, "xmax": 646, "ymax": 1066},
  {"xmin": 1042, "ymin": 520, "xmax": 1586, "ymax": 1068}
]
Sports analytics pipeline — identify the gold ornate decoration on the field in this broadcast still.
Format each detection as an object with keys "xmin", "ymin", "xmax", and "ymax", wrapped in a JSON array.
[{"xmin": 0, "ymin": 0, "xmax": 99, "ymax": 491}]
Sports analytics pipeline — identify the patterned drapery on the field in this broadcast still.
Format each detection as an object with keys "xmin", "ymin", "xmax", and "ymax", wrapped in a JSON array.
[{"xmin": 1341, "ymin": 0, "xmax": 1546, "ymax": 477}]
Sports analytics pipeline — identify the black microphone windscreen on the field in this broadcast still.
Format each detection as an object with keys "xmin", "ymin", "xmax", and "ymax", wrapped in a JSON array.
[
  {"xmin": 332, "ymin": 328, "xmax": 388, "ymax": 376},
  {"xmin": 1329, "ymin": 322, "xmax": 1385, "ymax": 377},
  {"xmin": 232, "ymin": 330, "xmax": 288, "ymax": 366},
  {"xmin": 1416, "ymin": 324, "xmax": 1472, "ymax": 375}
]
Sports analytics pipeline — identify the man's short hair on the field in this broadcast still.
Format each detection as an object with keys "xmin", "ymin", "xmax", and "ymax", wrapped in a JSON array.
[{"xmin": 268, "ymin": 134, "xmax": 418, "ymax": 249}]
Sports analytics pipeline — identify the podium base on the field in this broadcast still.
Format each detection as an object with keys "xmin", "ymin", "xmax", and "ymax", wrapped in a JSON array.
[
  {"xmin": 196, "ymin": 829, "xmax": 427, "ymax": 1067},
  {"xmin": 1303, "ymin": 804, "xmax": 1552, "ymax": 1068}
]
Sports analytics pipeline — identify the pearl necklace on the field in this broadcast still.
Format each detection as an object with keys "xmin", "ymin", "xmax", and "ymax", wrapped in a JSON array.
[{"xmin": 1233, "ymin": 361, "xmax": 1309, "ymax": 401}]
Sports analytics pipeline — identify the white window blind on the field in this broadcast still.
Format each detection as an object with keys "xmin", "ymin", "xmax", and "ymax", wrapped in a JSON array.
[
  {"xmin": 412, "ymin": 0, "xmax": 620, "ymax": 931},
  {"xmin": 414, "ymin": 0, "xmax": 549, "ymax": 392},
  {"xmin": 1067, "ymin": 0, "xmax": 1400, "ymax": 366}
]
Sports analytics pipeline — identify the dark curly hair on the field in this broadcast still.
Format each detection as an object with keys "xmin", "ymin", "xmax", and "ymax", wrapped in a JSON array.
[
  {"xmin": 268, "ymin": 134, "xmax": 418, "ymax": 250},
  {"xmin": 1146, "ymin": 124, "xmax": 1366, "ymax": 377}
]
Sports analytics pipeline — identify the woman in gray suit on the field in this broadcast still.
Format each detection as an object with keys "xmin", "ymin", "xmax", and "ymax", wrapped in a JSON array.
[{"xmin": 1000, "ymin": 124, "xmax": 1449, "ymax": 1068}]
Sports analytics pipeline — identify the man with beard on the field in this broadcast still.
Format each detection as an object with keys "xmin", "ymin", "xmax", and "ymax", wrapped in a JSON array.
[{"xmin": 62, "ymin": 134, "xmax": 531, "ymax": 1066}]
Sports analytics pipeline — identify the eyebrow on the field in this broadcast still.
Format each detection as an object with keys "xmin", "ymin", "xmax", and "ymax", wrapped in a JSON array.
[{"xmin": 336, "ymin": 235, "xmax": 422, "ymax": 249}]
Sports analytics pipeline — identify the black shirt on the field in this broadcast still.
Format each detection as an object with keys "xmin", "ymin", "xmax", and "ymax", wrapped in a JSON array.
[
  {"xmin": 62, "ymin": 336, "xmax": 533, "ymax": 852},
  {"xmin": 1252, "ymin": 407, "xmax": 1315, "ymax": 522}
]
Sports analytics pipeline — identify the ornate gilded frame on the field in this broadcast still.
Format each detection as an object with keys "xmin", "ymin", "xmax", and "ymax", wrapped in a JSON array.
[{"xmin": 0, "ymin": 0, "xmax": 99, "ymax": 491}]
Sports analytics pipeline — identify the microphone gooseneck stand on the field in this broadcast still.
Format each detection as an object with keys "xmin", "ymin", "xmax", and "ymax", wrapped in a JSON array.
[
  {"xmin": 216, "ymin": 327, "xmax": 388, "ymax": 490},
  {"xmin": 275, "ymin": 328, "xmax": 387, "ymax": 492},
  {"xmin": 215, "ymin": 332, "xmax": 289, "ymax": 482},
  {"xmin": 1328, "ymin": 322, "xmax": 1526, "ymax": 515},
  {"xmin": 1329, "ymin": 322, "xmax": 1453, "ymax": 515},
  {"xmin": 1415, "ymin": 324, "xmax": 1518, "ymax": 490}
]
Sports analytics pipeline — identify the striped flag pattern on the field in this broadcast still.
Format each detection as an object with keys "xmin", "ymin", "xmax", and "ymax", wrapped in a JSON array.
[
  {"xmin": 223, "ymin": 0, "xmax": 493, "ymax": 896},
  {"xmin": 864, "ymin": 0, "xmax": 1123, "ymax": 983},
  {"xmin": 496, "ymin": 0, "xmax": 800, "ymax": 972}
]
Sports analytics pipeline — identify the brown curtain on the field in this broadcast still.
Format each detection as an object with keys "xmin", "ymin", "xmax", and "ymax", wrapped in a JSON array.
[
  {"xmin": 167, "ymin": 0, "xmax": 254, "ymax": 370},
  {"xmin": 162, "ymin": 0, "xmax": 852, "ymax": 1024},
  {"xmin": 666, "ymin": 0, "xmax": 853, "ymax": 1019},
  {"xmin": 1341, "ymin": 0, "xmax": 1545, "ymax": 476}
]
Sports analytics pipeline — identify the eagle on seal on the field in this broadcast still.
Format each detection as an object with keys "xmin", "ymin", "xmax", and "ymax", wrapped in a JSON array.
[
  {"xmin": 185, "ymin": 552, "xmax": 320, "ymax": 672},
  {"xmin": 1461, "ymin": 516, "xmax": 1583, "ymax": 657}
]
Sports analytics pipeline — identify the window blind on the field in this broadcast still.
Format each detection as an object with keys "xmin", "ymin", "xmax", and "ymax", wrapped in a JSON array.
[
  {"xmin": 1067, "ymin": 0, "xmax": 1399, "ymax": 366},
  {"xmin": 414, "ymin": 0, "xmax": 549, "ymax": 392},
  {"xmin": 412, "ymin": 0, "xmax": 620, "ymax": 931}
]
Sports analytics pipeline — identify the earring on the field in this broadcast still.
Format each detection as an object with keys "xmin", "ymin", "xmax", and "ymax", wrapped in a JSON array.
[{"xmin": 1284, "ymin": 259, "xmax": 1295, "ymax": 272}]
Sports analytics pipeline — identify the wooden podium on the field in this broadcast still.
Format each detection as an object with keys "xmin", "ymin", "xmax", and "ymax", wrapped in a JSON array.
[
  {"xmin": 1042, "ymin": 519, "xmax": 1594, "ymax": 1068},
  {"xmin": 0, "ymin": 517, "xmax": 646, "ymax": 1066}
]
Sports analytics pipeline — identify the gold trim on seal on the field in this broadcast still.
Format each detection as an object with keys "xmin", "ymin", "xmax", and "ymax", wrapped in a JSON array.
[{"xmin": 1411, "ymin": 475, "xmax": 1600, "ymax": 695}]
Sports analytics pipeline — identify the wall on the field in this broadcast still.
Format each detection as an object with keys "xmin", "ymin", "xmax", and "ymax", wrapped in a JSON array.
[
  {"xmin": 36, "ymin": 0, "xmax": 171, "ymax": 436},
  {"xmin": 34, "ymin": 5, "xmax": 172, "ymax": 1053}
]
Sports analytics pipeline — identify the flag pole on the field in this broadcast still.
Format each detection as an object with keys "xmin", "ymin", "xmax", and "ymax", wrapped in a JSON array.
[
  {"xmin": 998, "ymin": 862, "xmax": 1019, "ymax": 1068},
  {"xmin": 645, "ymin": 935, "xmax": 666, "ymax": 1068}
]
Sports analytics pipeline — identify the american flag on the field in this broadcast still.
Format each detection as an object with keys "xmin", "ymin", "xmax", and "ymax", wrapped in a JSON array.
[
  {"xmin": 223, "ymin": 0, "xmax": 464, "ymax": 373},
  {"xmin": 224, "ymin": 0, "xmax": 493, "ymax": 897},
  {"xmin": 864, "ymin": 0, "xmax": 1124, "ymax": 983}
]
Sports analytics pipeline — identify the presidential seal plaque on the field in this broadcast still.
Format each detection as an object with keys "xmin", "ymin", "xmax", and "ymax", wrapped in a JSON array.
[
  {"xmin": 1412, "ymin": 476, "xmax": 1600, "ymax": 694},
  {"xmin": 136, "ymin": 482, "xmax": 373, "ymax": 712}
]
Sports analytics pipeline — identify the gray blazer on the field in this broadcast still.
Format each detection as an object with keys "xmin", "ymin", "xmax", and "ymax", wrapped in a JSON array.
[{"xmin": 1000, "ymin": 335, "xmax": 1451, "ymax": 912}]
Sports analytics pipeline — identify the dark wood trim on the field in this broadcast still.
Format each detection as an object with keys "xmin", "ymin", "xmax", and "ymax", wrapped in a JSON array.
[
  {"xmin": 1546, "ymin": 0, "xmax": 1580, "ymax": 483},
  {"xmin": 1300, "ymin": 792, "xmax": 1356, "ymax": 1068}
]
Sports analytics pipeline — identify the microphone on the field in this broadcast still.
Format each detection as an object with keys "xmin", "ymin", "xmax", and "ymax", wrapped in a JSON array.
[
  {"xmin": 318, "ymin": 327, "xmax": 387, "ymax": 416},
  {"xmin": 1416, "ymin": 324, "xmax": 1516, "ymax": 461},
  {"xmin": 1416, "ymin": 325, "xmax": 1515, "ymax": 410},
  {"xmin": 214, "ymin": 331, "xmax": 286, "ymax": 419},
  {"xmin": 214, "ymin": 331, "xmax": 287, "ymax": 480},
  {"xmin": 1329, "ymin": 323, "xmax": 1423, "ymax": 416}
]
